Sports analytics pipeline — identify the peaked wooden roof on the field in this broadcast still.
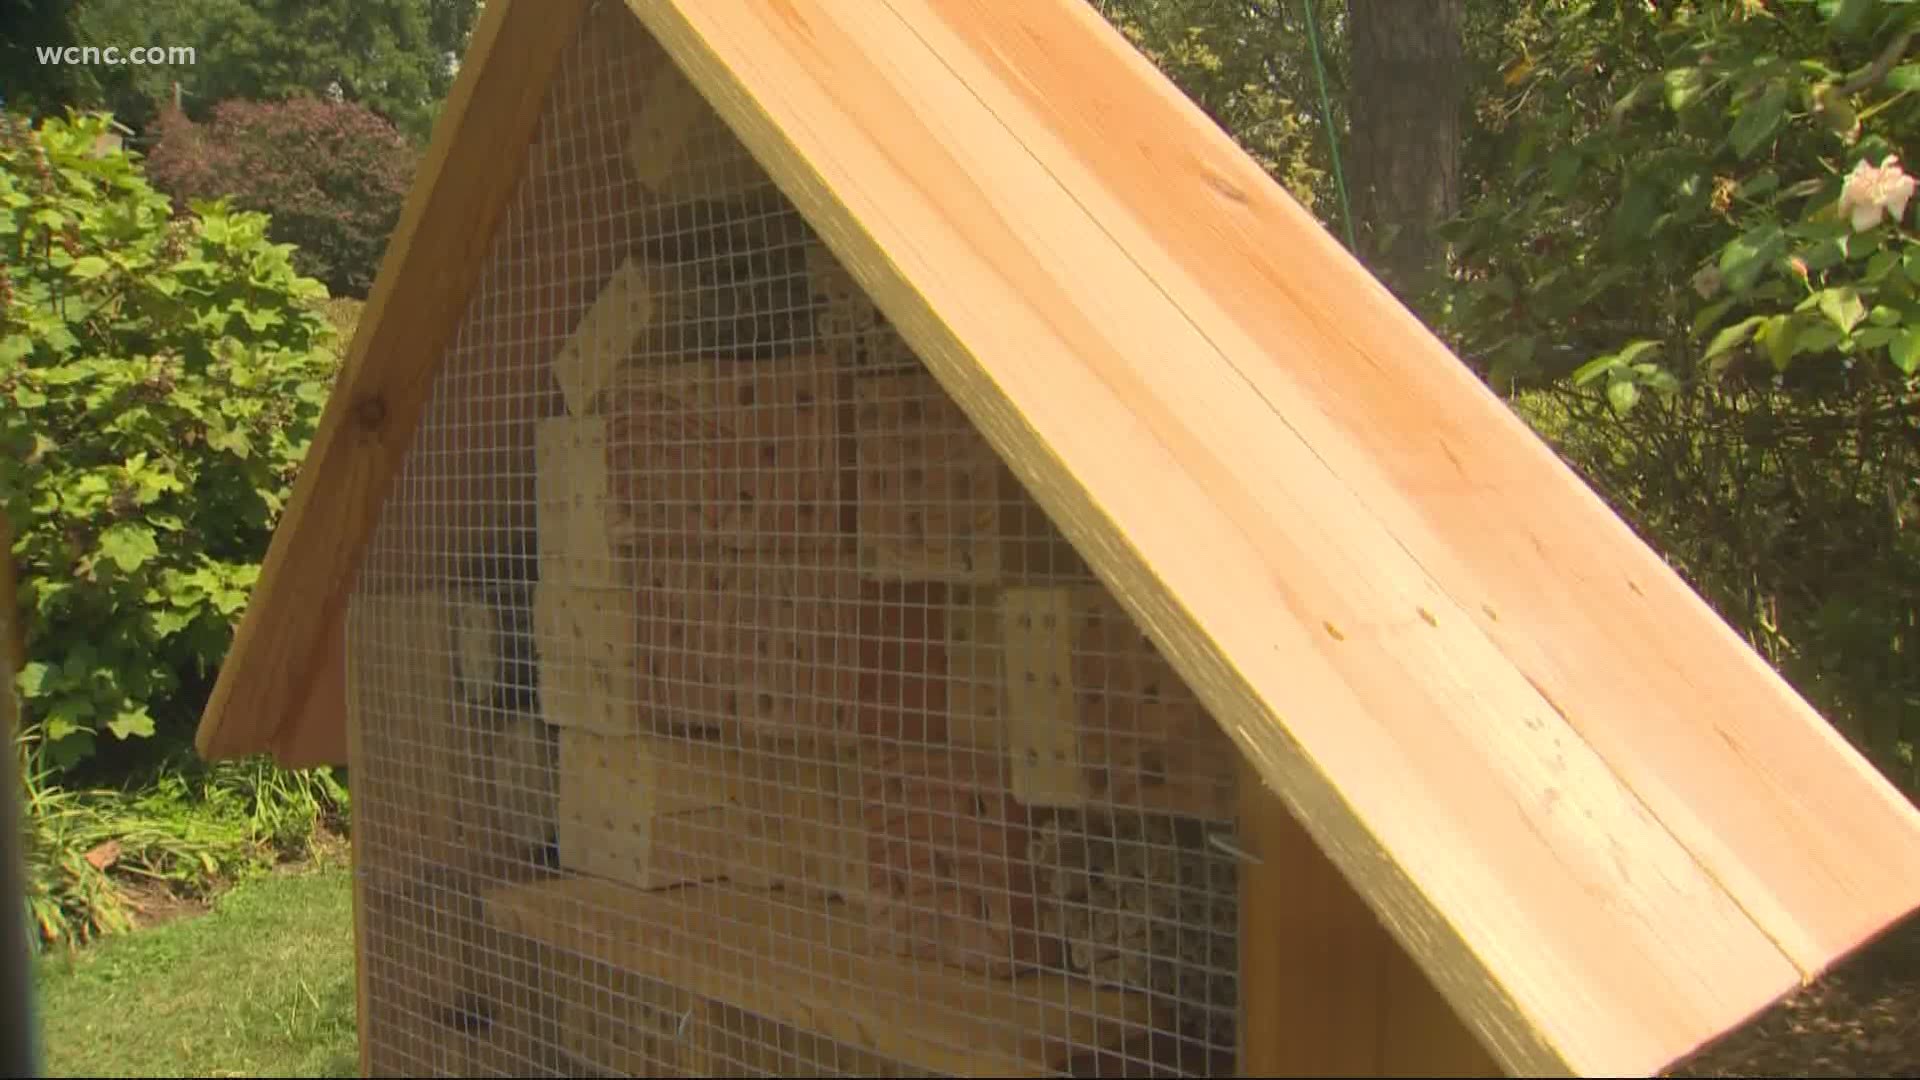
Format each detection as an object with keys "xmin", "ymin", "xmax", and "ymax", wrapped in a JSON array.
[{"xmin": 195, "ymin": 0, "xmax": 1920, "ymax": 1075}]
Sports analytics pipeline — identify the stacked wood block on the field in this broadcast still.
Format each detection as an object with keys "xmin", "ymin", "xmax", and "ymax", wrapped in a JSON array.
[
  {"xmin": 522, "ymin": 235, "xmax": 1242, "ymax": 1053},
  {"xmin": 854, "ymin": 375, "xmax": 1004, "ymax": 583},
  {"xmin": 630, "ymin": 554, "xmax": 863, "ymax": 738},
  {"xmin": 857, "ymin": 744, "xmax": 1052, "ymax": 977},
  {"xmin": 1060, "ymin": 587, "xmax": 1238, "ymax": 822},
  {"xmin": 603, "ymin": 356, "xmax": 842, "ymax": 551}
]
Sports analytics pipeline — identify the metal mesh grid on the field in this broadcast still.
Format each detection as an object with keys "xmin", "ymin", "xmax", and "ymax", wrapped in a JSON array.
[{"xmin": 348, "ymin": 6, "xmax": 1244, "ymax": 1076}]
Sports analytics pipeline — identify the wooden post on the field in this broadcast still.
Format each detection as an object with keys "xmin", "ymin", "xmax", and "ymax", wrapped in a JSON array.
[{"xmin": 1237, "ymin": 757, "xmax": 1500, "ymax": 1077}]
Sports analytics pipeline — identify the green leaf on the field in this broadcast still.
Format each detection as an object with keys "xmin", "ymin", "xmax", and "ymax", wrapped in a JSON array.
[
  {"xmin": 1721, "ymin": 225, "xmax": 1787, "ymax": 293},
  {"xmin": 1819, "ymin": 287, "xmax": 1868, "ymax": 332},
  {"xmin": 1615, "ymin": 339, "xmax": 1664, "ymax": 366},
  {"xmin": 68, "ymin": 256, "xmax": 110, "ymax": 280},
  {"xmin": 1664, "ymin": 67, "xmax": 1707, "ymax": 112},
  {"xmin": 1606, "ymin": 379, "xmax": 1640, "ymax": 415},
  {"xmin": 1705, "ymin": 316, "xmax": 1767, "ymax": 360},
  {"xmin": 1737, "ymin": 171, "xmax": 1781, "ymax": 201},
  {"xmin": 1795, "ymin": 323, "xmax": 1845, "ymax": 355},
  {"xmin": 1890, "ymin": 63, "xmax": 1920, "ymax": 91},
  {"xmin": 150, "ymin": 609, "xmax": 195, "ymax": 638},
  {"xmin": 1573, "ymin": 354, "xmax": 1621, "ymax": 385},
  {"xmin": 1892, "ymin": 329, "xmax": 1920, "ymax": 373},
  {"xmin": 107, "ymin": 707, "xmax": 155, "ymax": 740},
  {"xmin": 1827, "ymin": 0, "xmax": 1877, "ymax": 37},
  {"xmin": 1692, "ymin": 298, "xmax": 1738, "ymax": 339},
  {"xmin": 14, "ymin": 662, "xmax": 53, "ymax": 697},
  {"xmin": 1870, "ymin": 303, "xmax": 1903, "ymax": 326},
  {"xmin": 98, "ymin": 523, "xmax": 159, "ymax": 573},
  {"xmin": 1759, "ymin": 314, "xmax": 1799, "ymax": 371},
  {"xmin": 1731, "ymin": 85, "xmax": 1790, "ymax": 160}
]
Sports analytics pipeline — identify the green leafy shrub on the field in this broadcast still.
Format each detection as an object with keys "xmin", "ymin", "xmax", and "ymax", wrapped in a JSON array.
[
  {"xmin": 0, "ymin": 110, "xmax": 342, "ymax": 771},
  {"xmin": 18, "ymin": 721, "xmax": 351, "ymax": 953},
  {"xmin": 1429, "ymin": 0, "xmax": 1920, "ymax": 795}
]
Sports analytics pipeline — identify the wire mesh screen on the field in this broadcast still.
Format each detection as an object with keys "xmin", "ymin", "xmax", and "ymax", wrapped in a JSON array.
[{"xmin": 348, "ymin": 5, "xmax": 1244, "ymax": 1076}]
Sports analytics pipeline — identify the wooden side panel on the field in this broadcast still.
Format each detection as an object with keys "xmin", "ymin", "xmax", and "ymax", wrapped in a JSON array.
[
  {"xmin": 349, "ymin": 593, "xmax": 471, "ymax": 873},
  {"xmin": 1238, "ymin": 758, "xmax": 1499, "ymax": 1077},
  {"xmin": 203, "ymin": 0, "xmax": 597, "ymax": 762},
  {"xmin": 268, "ymin": 616, "xmax": 349, "ymax": 768}
]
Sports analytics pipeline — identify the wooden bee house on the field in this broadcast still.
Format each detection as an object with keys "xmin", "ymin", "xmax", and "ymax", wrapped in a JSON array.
[{"xmin": 193, "ymin": 1, "xmax": 1920, "ymax": 1076}]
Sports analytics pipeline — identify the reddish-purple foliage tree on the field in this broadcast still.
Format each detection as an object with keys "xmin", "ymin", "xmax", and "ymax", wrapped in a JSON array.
[{"xmin": 144, "ymin": 97, "xmax": 418, "ymax": 298}]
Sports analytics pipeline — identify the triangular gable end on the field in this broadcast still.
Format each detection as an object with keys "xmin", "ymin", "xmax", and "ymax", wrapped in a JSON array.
[{"xmin": 193, "ymin": 1, "xmax": 1920, "ymax": 1078}]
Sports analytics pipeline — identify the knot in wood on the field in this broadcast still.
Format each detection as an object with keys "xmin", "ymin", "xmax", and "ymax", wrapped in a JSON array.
[{"xmin": 351, "ymin": 394, "xmax": 388, "ymax": 432}]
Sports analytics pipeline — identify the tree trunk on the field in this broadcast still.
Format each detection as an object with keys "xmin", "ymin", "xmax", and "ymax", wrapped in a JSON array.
[{"xmin": 1345, "ymin": 0, "xmax": 1466, "ymax": 300}]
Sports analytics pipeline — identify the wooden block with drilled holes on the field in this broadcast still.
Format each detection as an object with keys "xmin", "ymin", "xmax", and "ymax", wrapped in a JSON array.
[
  {"xmin": 535, "ymin": 416, "xmax": 623, "ymax": 589},
  {"xmin": 532, "ymin": 583, "xmax": 638, "ymax": 734},
  {"xmin": 603, "ymin": 357, "xmax": 841, "ymax": 552},
  {"xmin": 855, "ymin": 372, "xmax": 1003, "ymax": 584},
  {"xmin": 555, "ymin": 728, "xmax": 735, "ymax": 890},
  {"xmin": 721, "ymin": 738, "xmax": 872, "ymax": 901},
  {"xmin": 730, "ymin": 561, "xmax": 864, "ymax": 739},
  {"xmin": 999, "ymin": 586, "xmax": 1090, "ymax": 807},
  {"xmin": 559, "ymin": 729, "xmax": 873, "ymax": 904},
  {"xmin": 626, "ymin": 54, "xmax": 766, "ymax": 205},
  {"xmin": 944, "ymin": 591, "xmax": 1005, "ymax": 748},
  {"xmin": 853, "ymin": 581, "xmax": 951, "ymax": 744},
  {"xmin": 631, "ymin": 553, "xmax": 863, "ymax": 738},
  {"xmin": 857, "ymin": 744, "xmax": 1050, "ymax": 976},
  {"xmin": 550, "ymin": 257, "xmax": 656, "ymax": 415},
  {"xmin": 1069, "ymin": 587, "xmax": 1236, "ymax": 822},
  {"xmin": 631, "ymin": 550, "xmax": 741, "ymax": 732}
]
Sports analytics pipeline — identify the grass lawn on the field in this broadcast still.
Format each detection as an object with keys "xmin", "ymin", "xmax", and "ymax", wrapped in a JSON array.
[{"xmin": 30, "ymin": 857, "xmax": 358, "ymax": 1079}]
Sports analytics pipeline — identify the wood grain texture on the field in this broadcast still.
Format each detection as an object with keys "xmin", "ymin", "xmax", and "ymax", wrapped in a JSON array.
[
  {"xmin": 192, "ymin": 0, "xmax": 595, "ymax": 763},
  {"xmin": 905, "ymin": 0, "xmax": 1920, "ymax": 975},
  {"xmin": 1238, "ymin": 756, "xmax": 1498, "ymax": 1077},
  {"xmin": 267, "ymin": 621, "xmax": 348, "ymax": 768},
  {"xmin": 484, "ymin": 875, "xmax": 1162, "ymax": 1076},
  {"xmin": 344, "ymin": 600, "xmax": 372, "ymax": 1079},
  {"xmin": 619, "ymin": 1, "xmax": 1920, "ymax": 1074}
]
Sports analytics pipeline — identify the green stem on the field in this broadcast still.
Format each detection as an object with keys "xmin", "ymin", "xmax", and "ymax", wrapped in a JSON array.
[{"xmin": 1303, "ymin": 0, "xmax": 1357, "ymax": 252}]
